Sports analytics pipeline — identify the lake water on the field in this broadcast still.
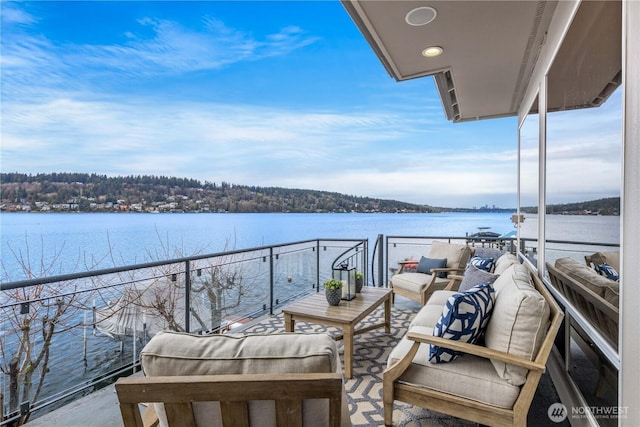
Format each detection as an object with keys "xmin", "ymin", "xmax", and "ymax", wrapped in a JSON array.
[
  {"xmin": 1, "ymin": 212, "xmax": 621, "ymax": 282},
  {"xmin": 2, "ymin": 212, "xmax": 524, "ymax": 281}
]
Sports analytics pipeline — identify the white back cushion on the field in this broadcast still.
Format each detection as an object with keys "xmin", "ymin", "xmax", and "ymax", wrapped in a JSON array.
[
  {"xmin": 484, "ymin": 264, "xmax": 550, "ymax": 386},
  {"xmin": 141, "ymin": 331, "xmax": 350, "ymax": 427}
]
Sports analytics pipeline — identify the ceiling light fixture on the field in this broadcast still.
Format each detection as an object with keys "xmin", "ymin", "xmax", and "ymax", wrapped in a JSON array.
[
  {"xmin": 422, "ymin": 46, "xmax": 443, "ymax": 57},
  {"xmin": 405, "ymin": 6, "xmax": 437, "ymax": 26}
]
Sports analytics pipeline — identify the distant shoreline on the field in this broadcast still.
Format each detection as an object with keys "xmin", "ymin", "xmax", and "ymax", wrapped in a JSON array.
[
  {"xmin": 0, "ymin": 173, "xmax": 618, "ymax": 215},
  {"xmin": 1, "ymin": 208, "xmax": 520, "ymax": 214},
  {"xmin": 0, "ymin": 210, "xmax": 619, "ymax": 216}
]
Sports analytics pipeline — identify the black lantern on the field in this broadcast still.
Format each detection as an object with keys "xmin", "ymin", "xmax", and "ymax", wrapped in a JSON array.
[{"xmin": 333, "ymin": 262, "xmax": 356, "ymax": 301}]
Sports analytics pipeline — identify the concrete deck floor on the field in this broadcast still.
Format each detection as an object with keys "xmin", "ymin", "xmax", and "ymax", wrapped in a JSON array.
[{"xmin": 24, "ymin": 383, "xmax": 125, "ymax": 427}]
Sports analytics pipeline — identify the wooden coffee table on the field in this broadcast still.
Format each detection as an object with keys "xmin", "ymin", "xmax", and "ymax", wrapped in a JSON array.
[{"xmin": 283, "ymin": 287, "xmax": 392, "ymax": 378}]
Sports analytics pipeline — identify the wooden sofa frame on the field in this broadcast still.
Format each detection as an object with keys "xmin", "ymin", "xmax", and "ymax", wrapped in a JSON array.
[
  {"xmin": 383, "ymin": 266, "xmax": 564, "ymax": 427},
  {"xmin": 115, "ymin": 372, "xmax": 343, "ymax": 427}
]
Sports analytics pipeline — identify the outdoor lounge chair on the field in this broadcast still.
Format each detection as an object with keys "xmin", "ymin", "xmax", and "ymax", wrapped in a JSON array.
[
  {"xmin": 383, "ymin": 263, "xmax": 564, "ymax": 426},
  {"xmin": 115, "ymin": 331, "xmax": 351, "ymax": 427},
  {"xmin": 390, "ymin": 241, "xmax": 472, "ymax": 305}
]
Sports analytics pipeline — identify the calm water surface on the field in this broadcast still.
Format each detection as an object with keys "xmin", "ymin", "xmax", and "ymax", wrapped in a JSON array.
[
  {"xmin": 2, "ymin": 212, "xmax": 522, "ymax": 281},
  {"xmin": 1, "ymin": 212, "xmax": 621, "ymax": 281}
]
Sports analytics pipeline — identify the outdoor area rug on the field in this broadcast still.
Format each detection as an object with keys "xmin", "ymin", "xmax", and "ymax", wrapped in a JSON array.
[{"xmin": 240, "ymin": 304, "xmax": 474, "ymax": 427}]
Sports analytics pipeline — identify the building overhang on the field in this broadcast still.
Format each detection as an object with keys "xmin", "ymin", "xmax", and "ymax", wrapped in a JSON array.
[{"xmin": 341, "ymin": 0, "xmax": 621, "ymax": 122}]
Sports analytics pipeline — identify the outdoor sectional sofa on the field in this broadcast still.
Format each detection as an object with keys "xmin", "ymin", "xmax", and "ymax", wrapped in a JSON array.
[{"xmin": 383, "ymin": 262, "xmax": 563, "ymax": 426}]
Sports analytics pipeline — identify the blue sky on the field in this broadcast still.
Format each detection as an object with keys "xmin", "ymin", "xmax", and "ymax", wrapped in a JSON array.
[{"xmin": 0, "ymin": 1, "xmax": 621, "ymax": 208}]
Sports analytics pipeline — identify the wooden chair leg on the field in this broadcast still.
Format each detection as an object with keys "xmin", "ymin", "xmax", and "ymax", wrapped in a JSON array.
[{"xmin": 384, "ymin": 400, "xmax": 394, "ymax": 426}]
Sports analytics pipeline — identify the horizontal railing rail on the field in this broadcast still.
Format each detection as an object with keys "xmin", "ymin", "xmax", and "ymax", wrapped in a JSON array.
[{"xmin": 1, "ymin": 238, "xmax": 359, "ymax": 292}]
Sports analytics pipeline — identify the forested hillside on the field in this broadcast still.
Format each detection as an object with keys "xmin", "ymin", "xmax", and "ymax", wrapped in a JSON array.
[
  {"xmin": 0, "ymin": 172, "xmax": 438, "ymax": 213},
  {"xmin": 521, "ymin": 197, "xmax": 620, "ymax": 215}
]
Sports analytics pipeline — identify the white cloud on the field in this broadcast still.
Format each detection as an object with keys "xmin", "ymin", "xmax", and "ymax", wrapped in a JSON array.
[
  {"xmin": 2, "ymin": 88, "xmax": 518, "ymax": 207},
  {"xmin": 0, "ymin": 3, "xmax": 37, "ymax": 25}
]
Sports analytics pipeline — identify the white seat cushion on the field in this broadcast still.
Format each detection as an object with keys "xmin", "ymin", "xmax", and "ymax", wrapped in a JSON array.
[
  {"xmin": 388, "ymin": 326, "xmax": 521, "ymax": 409},
  {"xmin": 391, "ymin": 273, "xmax": 449, "ymax": 294}
]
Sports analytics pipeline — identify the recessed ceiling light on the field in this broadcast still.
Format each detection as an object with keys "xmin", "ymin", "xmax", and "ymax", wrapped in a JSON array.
[
  {"xmin": 405, "ymin": 6, "xmax": 437, "ymax": 26},
  {"xmin": 422, "ymin": 46, "xmax": 443, "ymax": 57}
]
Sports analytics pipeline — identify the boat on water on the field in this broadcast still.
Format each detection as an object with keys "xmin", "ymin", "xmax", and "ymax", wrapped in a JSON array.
[
  {"xmin": 466, "ymin": 226, "xmax": 502, "ymax": 241},
  {"xmin": 467, "ymin": 226, "xmax": 501, "ymax": 239}
]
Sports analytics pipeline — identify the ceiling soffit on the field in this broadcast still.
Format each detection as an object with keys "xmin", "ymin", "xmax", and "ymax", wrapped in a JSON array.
[{"xmin": 341, "ymin": 1, "xmax": 558, "ymax": 122}]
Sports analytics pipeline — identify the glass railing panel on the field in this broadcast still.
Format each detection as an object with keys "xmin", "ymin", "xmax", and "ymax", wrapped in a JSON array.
[
  {"xmin": 187, "ymin": 248, "xmax": 272, "ymax": 334},
  {"xmin": 92, "ymin": 262, "xmax": 193, "ymax": 335},
  {"xmin": 272, "ymin": 242, "xmax": 318, "ymax": 310},
  {"xmin": 0, "ymin": 274, "xmax": 142, "ymax": 425}
]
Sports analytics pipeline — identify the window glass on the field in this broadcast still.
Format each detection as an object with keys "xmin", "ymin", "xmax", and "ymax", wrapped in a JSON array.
[
  {"xmin": 518, "ymin": 98, "xmax": 539, "ymax": 269},
  {"xmin": 544, "ymin": 0, "xmax": 622, "ymax": 418}
]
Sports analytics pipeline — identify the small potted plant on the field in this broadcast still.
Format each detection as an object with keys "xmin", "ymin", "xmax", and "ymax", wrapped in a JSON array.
[
  {"xmin": 355, "ymin": 272, "xmax": 364, "ymax": 293},
  {"xmin": 323, "ymin": 278, "xmax": 343, "ymax": 306}
]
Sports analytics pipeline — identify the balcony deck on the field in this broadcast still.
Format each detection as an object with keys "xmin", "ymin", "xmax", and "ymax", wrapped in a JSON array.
[{"xmin": 22, "ymin": 295, "xmax": 569, "ymax": 427}]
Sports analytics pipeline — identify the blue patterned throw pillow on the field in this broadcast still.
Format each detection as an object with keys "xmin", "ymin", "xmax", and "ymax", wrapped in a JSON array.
[
  {"xmin": 468, "ymin": 256, "xmax": 495, "ymax": 272},
  {"xmin": 429, "ymin": 283, "xmax": 496, "ymax": 363},
  {"xmin": 597, "ymin": 263, "xmax": 619, "ymax": 281}
]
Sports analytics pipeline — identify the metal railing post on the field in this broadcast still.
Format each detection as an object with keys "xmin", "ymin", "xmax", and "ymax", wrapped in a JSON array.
[
  {"xmin": 377, "ymin": 234, "xmax": 384, "ymax": 287},
  {"xmin": 364, "ymin": 239, "xmax": 368, "ymax": 287},
  {"xmin": 316, "ymin": 240, "xmax": 321, "ymax": 292},
  {"xmin": 269, "ymin": 247, "xmax": 274, "ymax": 315},
  {"xmin": 184, "ymin": 260, "xmax": 191, "ymax": 332}
]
